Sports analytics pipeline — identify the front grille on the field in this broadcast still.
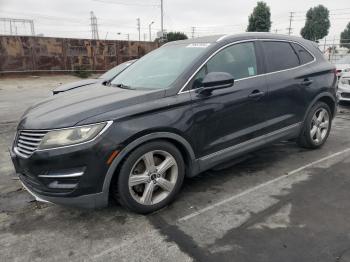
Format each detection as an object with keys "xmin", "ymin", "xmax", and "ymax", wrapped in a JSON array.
[
  {"xmin": 341, "ymin": 78, "xmax": 350, "ymax": 85},
  {"xmin": 15, "ymin": 130, "xmax": 48, "ymax": 158}
]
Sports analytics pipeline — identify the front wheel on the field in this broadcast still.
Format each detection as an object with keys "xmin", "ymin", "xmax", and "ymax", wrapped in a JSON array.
[
  {"xmin": 113, "ymin": 141, "xmax": 185, "ymax": 214},
  {"xmin": 298, "ymin": 102, "xmax": 332, "ymax": 149}
]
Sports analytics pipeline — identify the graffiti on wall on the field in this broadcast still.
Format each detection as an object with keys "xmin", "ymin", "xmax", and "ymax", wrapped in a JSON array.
[{"xmin": 0, "ymin": 36, "xmax": 159, "ymax": 72}]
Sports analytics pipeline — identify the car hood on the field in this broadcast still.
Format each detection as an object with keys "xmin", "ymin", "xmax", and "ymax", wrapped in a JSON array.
[
  {"xmin": 336, "ymin": 64, "xmax": 350, "ymax": 70},
  {"xmin": 52, "ymin": 79, "xmax": 101, "ymax": 94},
  {"xmin": 18, "ymin": 85, "xmax": 164, "ymax": 130}
]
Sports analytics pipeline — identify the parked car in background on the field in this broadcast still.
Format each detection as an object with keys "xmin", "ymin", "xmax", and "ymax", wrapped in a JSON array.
[
  {"xmin": 11, "ymin": 33, "xmax": 337, "ymax": 214},
  {"xmin": 52, "ymin": 59, "xmax": 136, "ymax": 94},
  {"xmin": 338, "ymin": 72, "xmax": 350, "ymax": 102},
  {"xmin": 335, "ymin": 55, "xmax": 350, "ymax": 78}
]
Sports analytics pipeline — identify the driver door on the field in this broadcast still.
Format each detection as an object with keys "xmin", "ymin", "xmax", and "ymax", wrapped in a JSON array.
[{"xmin": 188, "ymin": 41, "xmax": 269, "ymax": 167}]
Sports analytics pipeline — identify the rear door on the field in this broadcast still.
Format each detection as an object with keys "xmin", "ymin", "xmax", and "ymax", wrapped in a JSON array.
[{"xmin": 260, "ymin": 40, "xmax": 314, "ymax": 132}]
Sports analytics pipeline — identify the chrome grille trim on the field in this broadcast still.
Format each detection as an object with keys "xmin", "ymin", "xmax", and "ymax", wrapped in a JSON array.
[
  {"xmin": 15, "ymin": 130, "xmax": 48, "ymax": 158},
  {"xmin": 18, "ymin": 139, "xmax": 40, "ymax": 147},
  {"xmin": 13, "ymin": 121, "xmax": 113, "ymax": 158}
]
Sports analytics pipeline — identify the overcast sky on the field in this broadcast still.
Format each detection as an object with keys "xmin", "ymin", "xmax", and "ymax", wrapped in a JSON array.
[{"xmin": 0, "ymin": 0, "xmax": 349, "ymax": 41}]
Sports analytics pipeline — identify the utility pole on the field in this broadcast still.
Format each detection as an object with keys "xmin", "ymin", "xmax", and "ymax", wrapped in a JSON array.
[
  {"xmin": 30, "ymin": 20, "xmax": 35, "ymax": 35},
  {"xmin": 137, "ymin": 18, "xmax": 141, "ymax": 41},
  {"xmin": 90, "ymin": 11, "xmax": 99, "ymax": 40},
  {"xmin": 160, "ymin": 0, "xmax": 164, "ymax": 39},
  {"xmin": 287, "ymin": 12, "xmax": 294, "ymax": 35},
  {"xmin": 191, "ymin": 27, "xmax": 195, "ymax": 39},
  {"xmin": 149, "ymin": 21, "xmax": 154, "ymax": 41}
]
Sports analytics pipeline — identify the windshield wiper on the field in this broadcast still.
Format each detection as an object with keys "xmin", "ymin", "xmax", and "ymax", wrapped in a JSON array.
[{"xmin": 113, "ymin": 83, "xmax": 134, "ymax": 90}]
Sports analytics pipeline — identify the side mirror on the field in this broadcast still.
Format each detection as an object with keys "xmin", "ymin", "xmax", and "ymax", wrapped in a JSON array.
[
  {"xmin": 197, "ymin": 72, "xmax": 234, "ymax": 95},
  {"xmin": 102, "ymin": 80, "xmax": 110, "ymax": 86}
]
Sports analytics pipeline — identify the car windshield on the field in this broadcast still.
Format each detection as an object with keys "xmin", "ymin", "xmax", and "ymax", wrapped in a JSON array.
[
  {"xmin": 337, "ymin": 56, "xmax": 350, "ymax": 64},
  {"xmin": 110, "ymin": 43, "xmax": 211, "ymax": 90},
  {"xmin": 99, "ymin": 62, "xmax": 132, "ymax": 80}
]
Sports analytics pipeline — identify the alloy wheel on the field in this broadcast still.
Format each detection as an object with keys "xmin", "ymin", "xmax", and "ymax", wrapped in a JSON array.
[
  {"xmin": 128, "ymin": 150, "xmax": 178, "ymax": 205},
  {"xmin": 310, "ymin": 108, "xmax": 330, "ymax": 144}
]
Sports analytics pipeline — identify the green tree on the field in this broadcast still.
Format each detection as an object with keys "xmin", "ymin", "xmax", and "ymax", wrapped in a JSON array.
[
  {"xmin": 165, "ymin": 32, "xmax": 188, "ymax": 42},
  {"xmin": 301, "ymin": 5, "xmax": 330, "ymax": 42},
  {"xmin": 247, "ymin": 2, "xmax": 271, "ymax": 32},
  {"xmin": 340, "ymin": 22, "xmax": 350, "ymax": 49}
]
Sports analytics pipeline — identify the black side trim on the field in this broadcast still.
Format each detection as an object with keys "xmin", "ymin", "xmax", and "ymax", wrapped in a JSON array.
[{"xmin": 197, "ymin": 123, "xmax": 301, "ymax": 172}]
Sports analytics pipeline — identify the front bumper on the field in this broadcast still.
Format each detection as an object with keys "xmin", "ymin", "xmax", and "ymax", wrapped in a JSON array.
[
  {"xmin": 10, "ymin": 132, "xmax": 118, "ymax": 208},
  {"xmin": 337, "ymin": 85, "xmax": 350, "ymax": 101},
  {"xmin": 20, "ymin": 177, "xmax": 108, "ymax": 208}
]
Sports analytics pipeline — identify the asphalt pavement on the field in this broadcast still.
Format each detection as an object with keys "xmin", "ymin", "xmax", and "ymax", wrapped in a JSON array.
[{"xmin": 1, "ymin": 76, "xmax": 350, "ymax": 262}]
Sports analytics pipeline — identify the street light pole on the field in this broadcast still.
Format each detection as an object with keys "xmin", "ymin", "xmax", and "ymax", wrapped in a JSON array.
[
  {"xmin": 149, "ymin": 21, "xmax": 154, "ymax": 41},
  {"xmin": 160, "ymin": 0, "xmax": 164, "ymax": 39}
]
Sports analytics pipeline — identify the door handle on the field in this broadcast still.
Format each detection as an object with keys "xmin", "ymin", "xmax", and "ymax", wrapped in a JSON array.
[
  {"xmin": 300, "ymin": 78, "xmax": 313, "ymax": 86},
  {"xmin": 248, "ymin": 90, "xmax": 265, "ymax": 99}
]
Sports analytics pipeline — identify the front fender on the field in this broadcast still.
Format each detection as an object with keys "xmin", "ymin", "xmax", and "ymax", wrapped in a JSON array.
[{"xmin": 101, "ymin": 132, "xmax": 198, "ymax": 197}]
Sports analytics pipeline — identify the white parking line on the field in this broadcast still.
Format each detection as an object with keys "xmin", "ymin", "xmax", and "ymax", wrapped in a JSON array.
[{"xmin": 178, "ymin": 147, "xmax": 350, "ymax": 222}]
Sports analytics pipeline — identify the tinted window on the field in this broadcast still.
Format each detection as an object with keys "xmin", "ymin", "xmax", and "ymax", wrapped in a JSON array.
[
  {"xmin": 262, "ymin": 41, "xmax": 300, "ymax": 72},
  {"xmin": 291, "ymin": 43, "xmax": 314, "ymax": 64},
  {"xmin": 207, "ymin": 42, "xmax": 257, "ymax": 80},
  {"xmin": 191, "ymin": 42, "xmax": 258, "ymax": 89}
]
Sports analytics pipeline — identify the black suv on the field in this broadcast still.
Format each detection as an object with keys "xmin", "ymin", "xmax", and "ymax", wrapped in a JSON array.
[{"xmin": 11, "ymin": 33, "xmax": 337, "ymax": 214}]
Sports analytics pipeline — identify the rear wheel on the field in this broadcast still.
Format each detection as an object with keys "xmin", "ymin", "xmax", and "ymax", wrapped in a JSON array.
[
  {"xmin": 113, "ymin": 141, "xmax": 185, "ymax": 214},
  {"xmin": 298, "ymin": 102, "xmax": 332, "ymax": 149}
]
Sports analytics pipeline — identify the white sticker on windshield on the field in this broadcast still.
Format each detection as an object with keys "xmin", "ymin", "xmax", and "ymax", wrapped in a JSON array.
[
  {"xmin": 186, "ymin": 43, "xmax": 211, "ymax": 48},
  {"xmin": 248, "ymin": 67, "xmax": 255, "ymax": 76}
]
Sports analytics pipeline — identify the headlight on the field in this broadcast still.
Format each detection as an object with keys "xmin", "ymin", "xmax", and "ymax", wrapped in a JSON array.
[{"xmin": 38, "ymin": 122, "xmax": 109, "ymax": 150}]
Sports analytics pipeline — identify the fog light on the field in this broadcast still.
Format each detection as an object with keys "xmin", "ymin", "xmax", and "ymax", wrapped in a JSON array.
[{"xmin": 48, "ymin": 181, "xmax": 77, "ymax": 189}]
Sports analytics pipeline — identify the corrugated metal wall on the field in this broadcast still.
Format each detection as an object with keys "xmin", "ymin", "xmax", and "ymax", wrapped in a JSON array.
[{"xmin": 0, "ymin": 36, "xmax": 159, "ymax": 73}]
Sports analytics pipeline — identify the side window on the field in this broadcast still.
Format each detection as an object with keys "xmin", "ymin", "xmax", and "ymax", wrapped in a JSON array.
[
  {"xmin": 191, "ymin": 42, "xmax": 258, "ymax": 89},
  {"xmin": 262, "ymin": 41, "xmax": 300, "ymax": 72},
  {"xmin": 291, "ymin": 43, "xmax": 314, "ymax": 64}
]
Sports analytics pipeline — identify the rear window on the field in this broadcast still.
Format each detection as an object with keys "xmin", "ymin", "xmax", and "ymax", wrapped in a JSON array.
[
  {"xmin": 262, "ymin": 41, "xmax": 300, "ymax": 72},
  {"xmin": 291, "ymin": 43, "xmax": 314, "ymax": 64}
]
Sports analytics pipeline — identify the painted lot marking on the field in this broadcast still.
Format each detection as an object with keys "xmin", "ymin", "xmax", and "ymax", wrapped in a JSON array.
[{"xmin": 178, "ymin": 148, "xmax": 350, "ymax": 222}]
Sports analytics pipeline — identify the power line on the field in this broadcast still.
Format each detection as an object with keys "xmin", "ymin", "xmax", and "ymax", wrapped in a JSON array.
[
  {"xmin": 0, "ymin": 17, "xmax": 35, "ymax": 35},
  {"xmin": 92, "ymin": 0, "xmax": 159, "ymax": 7}
]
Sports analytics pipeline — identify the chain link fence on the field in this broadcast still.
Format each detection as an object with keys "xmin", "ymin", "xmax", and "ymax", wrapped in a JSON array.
[{"xmin": 319, "ymin": 38, "xmax": 350, "ymax": 64}]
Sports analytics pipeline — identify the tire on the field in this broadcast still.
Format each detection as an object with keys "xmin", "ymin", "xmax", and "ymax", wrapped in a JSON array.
[
  {"xmin": 112, "ymin": 140, "xmax": 185, "ymax": 214},
  {"xmin": 297, "ymin": 102, "xmax": 332, "ymax": 149}
]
